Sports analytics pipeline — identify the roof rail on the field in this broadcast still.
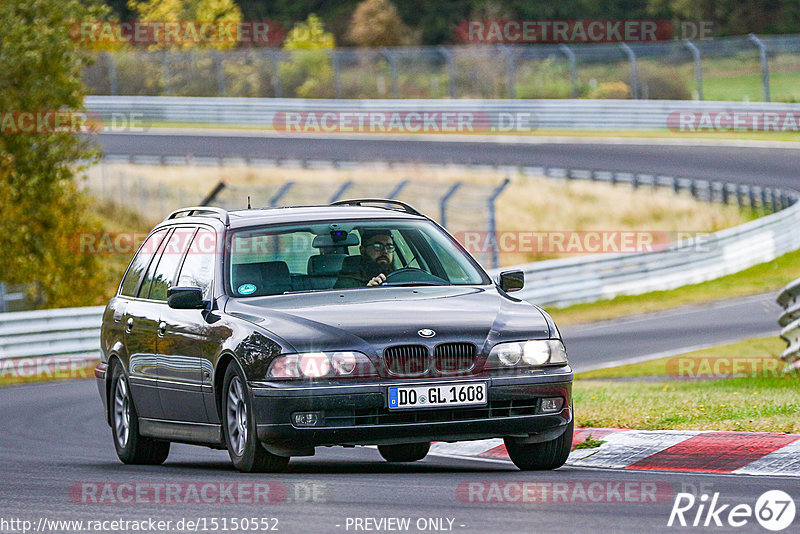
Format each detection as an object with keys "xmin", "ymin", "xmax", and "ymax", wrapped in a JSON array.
[
  {"xmin": 164, "ymin": 206, "xmax": 230, "ymax": 225},
  {"xmin": 329, "ymin": 198, "xmax": 423, "ymax": 217}
]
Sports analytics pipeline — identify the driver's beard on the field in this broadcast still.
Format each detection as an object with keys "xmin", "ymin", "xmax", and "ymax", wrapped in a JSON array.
[{"xmin": 370, "ymin": 256, "xmax": 394, "ymax": 274}]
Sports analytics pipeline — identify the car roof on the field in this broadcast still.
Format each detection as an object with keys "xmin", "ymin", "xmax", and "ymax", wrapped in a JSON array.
[
  {"xmin": 154, "ymin": 202, "xmax": 428, "ymax": 233},
  {"xmin": 226, "ymin": 205, "xmax": 424, "ymax": 229}
]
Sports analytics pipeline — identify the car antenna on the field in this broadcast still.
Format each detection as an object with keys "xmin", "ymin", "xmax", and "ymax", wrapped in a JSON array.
[{"xmin": 247, "ymin": 196, "xmax": 251, "ymax": 209}]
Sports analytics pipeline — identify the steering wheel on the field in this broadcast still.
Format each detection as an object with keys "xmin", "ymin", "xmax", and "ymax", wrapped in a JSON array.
[{"xmin": 383, "ymin": 267, "xmax": 447, "ymax": 284}]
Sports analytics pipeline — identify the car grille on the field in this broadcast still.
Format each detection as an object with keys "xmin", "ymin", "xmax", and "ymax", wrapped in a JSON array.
[
  {"xmin": 434, "ymin": 342, "xmax": 476, "ymax": 373},
  {"xmin": 383, "ymin": 343, "xmax": 478, "ymax": 376},
  {"xmin": 322, "ymin": 399, "xmax": 539, "ymax": 427},
  {"xmin": 383, "ymin": 345, "xmax": 429, "ymax": 376}
]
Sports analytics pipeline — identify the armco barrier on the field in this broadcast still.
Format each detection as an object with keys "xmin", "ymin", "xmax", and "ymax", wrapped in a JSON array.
[
  {"xmin": 85, "ymin": 96, "xmax": 800, "ymax": 131},
  {"xmin": 778, "ymin": 278, "xmax": 800, "ymax": 372},
  {"xmin": 0, "ymin": 307, "xmax": 104, "ymax": 376}
]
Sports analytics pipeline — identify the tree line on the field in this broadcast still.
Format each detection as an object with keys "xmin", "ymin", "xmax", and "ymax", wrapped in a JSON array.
[{"xmin": 105, "ymin": 0, "xmax": 800, "ymax": 47}]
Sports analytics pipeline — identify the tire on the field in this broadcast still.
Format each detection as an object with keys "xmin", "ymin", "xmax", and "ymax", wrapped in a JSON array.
[
  {"xmin": 378, "ymin": 442, "xmax": 431, "ymax": 462},
  {"xmin": 504, "ymin": 420, "xmax": 573, "ymax": 471},
  {"xmin": 110, "ymin": 363, "xmax": 170, "ymax": 465},
  {"xmin": 222, "ymin": 363, "xmax": 289, "ymax": 473}
]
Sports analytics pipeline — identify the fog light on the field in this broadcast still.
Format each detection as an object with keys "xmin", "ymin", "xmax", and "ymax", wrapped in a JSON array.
[
  {"xmin": 539, "ymin": 397, "xmax": 563, "ymax": 413},
  {"xmin": 292, "ymin": 412, "xmax": 321, "ymax": 427}
]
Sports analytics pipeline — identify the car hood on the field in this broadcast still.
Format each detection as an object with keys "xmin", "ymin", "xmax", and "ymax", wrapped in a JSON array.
[{"xmin": 224, "ymin": 286, "xmax": 550, "ymax": 354}]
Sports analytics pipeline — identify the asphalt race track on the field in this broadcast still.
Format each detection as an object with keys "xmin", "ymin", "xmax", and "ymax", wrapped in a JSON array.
[
  {"xmin": 564, "ymin": 292, "xmax": 782, "ymax": 372},
  {"xmin": 98, "ymin": 132, "xmax": 800, "ymax": 188},
  {"xmin": 0, "ymin": 380, "xmax": 794, "ymax": 533}
]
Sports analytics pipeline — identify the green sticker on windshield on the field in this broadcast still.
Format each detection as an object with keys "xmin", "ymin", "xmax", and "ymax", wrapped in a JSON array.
[{"xmin": 238, "ymin": 283, "xmax": 257, "ymax": 295}]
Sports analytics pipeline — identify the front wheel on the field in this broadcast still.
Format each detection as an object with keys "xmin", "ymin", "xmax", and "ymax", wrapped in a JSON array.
[
  {"xmin": 504, "ymin": 420, "xmax": 573, "ymax": 471},
  {"xmin": 378, "ymin": 442, "xmax": 431, "ymax": 462},
  {"xmin": 110, "ymin": 364, "xmax": 170, "ymax": 465},
  {"xmin": 222, "ymin": 364, "xmax": 289, "ymax": 473}
]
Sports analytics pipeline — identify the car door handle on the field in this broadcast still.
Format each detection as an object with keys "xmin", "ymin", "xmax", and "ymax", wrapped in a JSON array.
[
  {"xmin": 125, "ymin": 318, "xmax": 134, "ymax": 333},
  {"xmin": 157, "ymin": 321, "xmax": 167, "ymax": 336}
]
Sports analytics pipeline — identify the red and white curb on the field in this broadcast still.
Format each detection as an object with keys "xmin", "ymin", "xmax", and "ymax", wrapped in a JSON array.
[{"xmin": 429, "ymin": 428, "xmax": 800, "ymax": 477}]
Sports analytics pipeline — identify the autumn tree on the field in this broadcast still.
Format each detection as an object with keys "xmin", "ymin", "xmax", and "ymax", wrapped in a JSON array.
[
  {"xmin": 128, "ymin": 0, "xmax": 243, "ymax": 49},
  {"xmin": 280, "ymin": 14, "xmax": 336, "ymax": 98},
  {"xmin": 346, "ymin": 0, "xmax": 413, "ymax": 47},
  {"xmin": 0, "ymin": 0, "xmax": 110, "ymax": 308}
]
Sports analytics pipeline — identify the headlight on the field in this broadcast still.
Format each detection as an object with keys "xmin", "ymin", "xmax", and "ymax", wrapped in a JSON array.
[
  {"xmin": 486, "ymin": 340, "xmax": 567, "ymax": 369},
  {"xmin": 267, "ymin": 351, "xmax": 377, "ymax": 379}
]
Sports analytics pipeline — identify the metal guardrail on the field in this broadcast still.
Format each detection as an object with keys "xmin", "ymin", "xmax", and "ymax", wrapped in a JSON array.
[
  {"xmin": 778, "ymin": 278, "xmax": 800, "ymax": 372},
  {"xmin": 85, "ymin": 96, "xmax": 800, "ymax": 130},
  {"xmin": 0, "ymin": 307, "xmax": 104, "ymax": 373},
  {"xmin": 487, "ymin": 183, "xmax": 800, "ymax": 307}
]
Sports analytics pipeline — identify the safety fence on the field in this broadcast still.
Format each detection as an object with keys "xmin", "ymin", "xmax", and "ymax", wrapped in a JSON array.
[
  {"xmin": 83, "ymin": 34, "xmax": 800, "ymax": 102},
  {"xmin": 89, "ymin": 156, "xmax": 796, "ymax": 273},
  {"xmin": 778, "ymin": 278, "xmax": 800, "ymax": 372}
]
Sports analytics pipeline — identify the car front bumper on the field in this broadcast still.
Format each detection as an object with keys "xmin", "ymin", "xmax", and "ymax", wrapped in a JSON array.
[{"xmin": 249, "ymin": 367, "xmax": 572, "ymax": 451}]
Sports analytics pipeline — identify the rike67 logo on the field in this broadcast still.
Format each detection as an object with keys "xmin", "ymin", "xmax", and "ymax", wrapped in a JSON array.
[{"xmin": 668, "ymin": 490, "xmax": 796, "ymax": 531}]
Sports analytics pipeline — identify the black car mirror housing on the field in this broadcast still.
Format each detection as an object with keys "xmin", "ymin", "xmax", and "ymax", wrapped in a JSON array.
[
  {"xmin": 167, "ymin": 287, "xmax": 206, "ymax": 309},
  {"xmin": 498, "ymin": 270, "xmax": 524, "ymax": 292}
]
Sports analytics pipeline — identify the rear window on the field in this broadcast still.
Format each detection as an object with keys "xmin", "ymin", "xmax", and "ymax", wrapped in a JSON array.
[
  {"xmin": 145, "ymin": 229, "xmax": 193, "ymax": 301},
  {"xmin": 119, "ymin": 230, "xmax": 168, "ymax": 297}
]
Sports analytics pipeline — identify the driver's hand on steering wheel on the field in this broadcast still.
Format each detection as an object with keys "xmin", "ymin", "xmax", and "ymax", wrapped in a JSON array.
[{"xmin": 367, "ymin": 273, "xmax": 386, "ymax": 286}]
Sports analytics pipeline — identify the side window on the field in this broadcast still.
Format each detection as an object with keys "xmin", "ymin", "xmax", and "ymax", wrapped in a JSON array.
[
  {"xmin": 177, "ymin": 228, "xmax": 216, "ymax": 299},
  {"xmin": 230, "ymin": 231, "xmax": 315, "ymax": 274},
  {"xmin": 145, "ymin": 228, "xmax": 193, "ymax": 301},
  {"xmin": 119, "ymin": 230, "xmax": 168, "ymax": 297}
]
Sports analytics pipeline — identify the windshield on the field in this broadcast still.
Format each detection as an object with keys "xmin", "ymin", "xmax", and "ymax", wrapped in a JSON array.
[{"xmin": 226, "ymin": 219, "xmax": 490, "ymax": 297}]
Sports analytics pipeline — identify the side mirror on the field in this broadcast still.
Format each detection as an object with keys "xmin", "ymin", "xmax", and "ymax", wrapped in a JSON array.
[
  {"xmin": 167, "ymin": 287, "xmax": 205, "ymax": 309},
  {"xmin": 498, "ymin": 270, "xmax": 524, "ymax": 293}
]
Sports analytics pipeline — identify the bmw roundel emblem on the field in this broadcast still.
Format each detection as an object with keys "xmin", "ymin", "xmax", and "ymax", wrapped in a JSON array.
[{"xmin": 418, "ymin": 328, "xmax": 436, "ymax": 338}]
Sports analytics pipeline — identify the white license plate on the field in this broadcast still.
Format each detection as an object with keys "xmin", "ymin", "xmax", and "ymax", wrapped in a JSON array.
[{"xmin": 388, "ymin": 382, "xmax": 487, "ymax": 410}]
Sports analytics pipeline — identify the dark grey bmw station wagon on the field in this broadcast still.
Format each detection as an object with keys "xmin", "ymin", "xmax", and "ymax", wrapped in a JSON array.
[{"xmin": 95, "ymin": 199, "xmax": 573, "ymax": 472}]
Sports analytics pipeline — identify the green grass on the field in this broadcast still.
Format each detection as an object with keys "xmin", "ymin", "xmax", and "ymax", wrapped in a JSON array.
[
  {"xmin": 572, "ymin": 434, "xmax": 607, "ymax": 449},
  {"xmin": 573, "ymin": 337, "xmax": 800, "ymax": 432},
  {"xmin": 548, "ymin": 245, "xmax": 800, "ymax": 326},
  {"xmin": 704, "ymin": 70, "xmax": 800, "ymax": 103}
]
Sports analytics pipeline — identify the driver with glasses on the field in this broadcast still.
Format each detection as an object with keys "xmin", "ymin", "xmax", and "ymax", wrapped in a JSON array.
[{"xmin": 334, "ymin": 229, "xmax": 397, "ymax": 288}]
